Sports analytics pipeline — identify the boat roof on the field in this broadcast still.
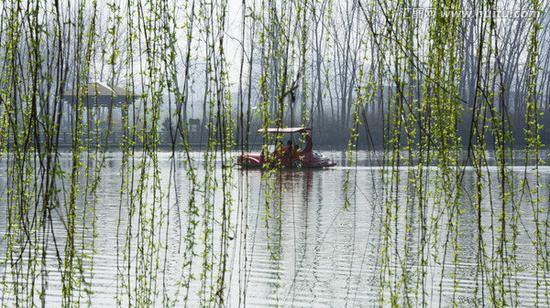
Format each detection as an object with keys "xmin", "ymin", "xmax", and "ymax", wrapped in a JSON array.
[{"xmin": 257, "ymin": 127, "xmax": 310, "ymax": 134}]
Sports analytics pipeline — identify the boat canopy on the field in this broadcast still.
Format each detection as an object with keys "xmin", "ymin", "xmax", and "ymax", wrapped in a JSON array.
[{"xmin": 257, "ymin": 127, "xmax": 310, "ymax": 134}]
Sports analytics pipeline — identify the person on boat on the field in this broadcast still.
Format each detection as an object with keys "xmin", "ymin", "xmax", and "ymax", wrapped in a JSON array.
[
  {"xmin": 284, "ymin": 140, "xmax": 293, "ymax": 157},
  {"xmin": 260, "ymin": 147, "xmax": 265, "ymax": 164},
  {"xmin": 274, "ymin": 140, "xmax": 284, "ymax": 155},
  {"xmin": 280, "ymin": 140, "xmax": 292, "ymax": 166},
  {"xmin": 300, "ymin": 133, "xmax": 313, "ymax": 164}
]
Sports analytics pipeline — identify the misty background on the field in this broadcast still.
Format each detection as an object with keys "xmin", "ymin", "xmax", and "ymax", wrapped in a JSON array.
[{"xmin": 1, "ymin": 0, "xmax": 549, "ymax": 148}]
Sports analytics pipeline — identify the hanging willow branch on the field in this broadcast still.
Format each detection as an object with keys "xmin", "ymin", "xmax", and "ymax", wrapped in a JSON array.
[{"xmin": 0, "ymin": 0, "xmax": 548, "ymax": 307}]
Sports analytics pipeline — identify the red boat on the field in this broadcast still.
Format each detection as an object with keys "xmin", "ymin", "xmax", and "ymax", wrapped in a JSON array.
[{"xmin": 237, "ymin": 127, "xmax": 336, "ymax": 169}]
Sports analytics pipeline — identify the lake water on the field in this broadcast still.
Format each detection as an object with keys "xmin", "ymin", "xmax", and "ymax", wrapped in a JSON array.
[{"xmin": 0, "ymin": 151, "xmax": 548, "ymax": 307}]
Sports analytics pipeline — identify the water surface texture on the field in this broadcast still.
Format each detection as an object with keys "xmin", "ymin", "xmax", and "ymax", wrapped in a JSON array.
[{"xmin": 0, "ymin": 151, "xmax": 548, "ymax": 307}]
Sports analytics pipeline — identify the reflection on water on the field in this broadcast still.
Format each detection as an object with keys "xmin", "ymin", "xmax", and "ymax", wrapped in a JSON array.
[{"xmin": 0, "ymin": 151, "xmax": 548, "ymax": 306}]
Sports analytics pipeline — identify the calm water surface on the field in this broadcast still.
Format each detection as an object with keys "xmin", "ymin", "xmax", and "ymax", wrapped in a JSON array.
[{"xmin": 0, "ymin": 151, "xmax": 548, "ymax": 307}]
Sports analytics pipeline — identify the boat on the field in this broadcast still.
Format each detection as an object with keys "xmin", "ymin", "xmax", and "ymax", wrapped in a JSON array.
[{"xmin": 237, "ymin": 127, "xmax": 336, "ymax": 169}]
